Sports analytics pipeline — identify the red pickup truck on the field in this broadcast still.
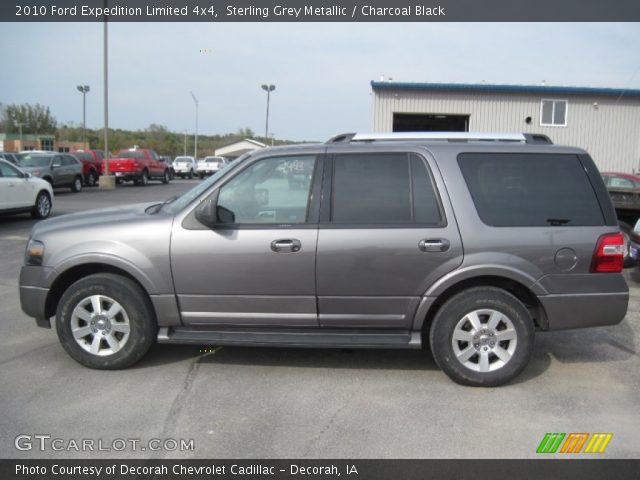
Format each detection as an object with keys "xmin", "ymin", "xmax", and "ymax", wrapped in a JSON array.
[
  {"xmin": 104, "ymin": 147, "xmax": 171, "ymax": 185},
  {"xmin": 71, "ymin": 149, "xmax": 104, "ymax": 187}
]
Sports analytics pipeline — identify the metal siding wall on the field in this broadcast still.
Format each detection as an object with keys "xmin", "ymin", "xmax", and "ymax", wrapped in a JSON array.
[{"xmin": 372, "ymin": 89, "xmax": 640, "ymax": 173}]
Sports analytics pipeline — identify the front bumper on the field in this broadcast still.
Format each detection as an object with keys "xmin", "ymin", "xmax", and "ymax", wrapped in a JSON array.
[
  {"xmin": 19, "ymin": 285, "xmax": 51, "ymax": 328},
  {"xmin": 19, "ymin": 265, "xmax": 55, "ymax": 328}
]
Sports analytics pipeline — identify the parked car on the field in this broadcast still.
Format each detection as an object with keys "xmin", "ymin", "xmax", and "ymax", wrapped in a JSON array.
[
  {"xmin": 17, "ymin": 152, "xmax": 83, "ymax": 192},
  {"xmin": 600, "ymin": 171, "xmax": 640, "ymax": 266},
  {"xmin": 157, "ymin": 156, "xmax": 174, "ymax": 179},
  {"xmin": 0, "ymin": 152, "xmax": 20, "ymax": 164},
  {"xmin": 197, "ymin": 156, "xmax": 228, "ymax": 178},
  {"xmin": 104, "ymin": 147, "xmax": 171, "ymax": 185},
  {"xmin": 71, "ymin": 149, "xmax": 104, "ymax": 187},
  {"xmin": 0, "ymin": 158, "xmax": 53, "ymax": 219},
  {"xmin": 19, "ymin": 132, "xmax": 628, "ymax": 387},
  {"xmin": 173, "ymin": 156, "xmax": 197, "ymax": 179}
]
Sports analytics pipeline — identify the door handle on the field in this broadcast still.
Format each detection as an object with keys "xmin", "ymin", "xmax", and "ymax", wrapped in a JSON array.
[
  {"xmin": 271, "ymin": 239, "xmax": 302, "ymax": 253},
  {"xmin": 419, "ymin": 238, "xmax": 450, "ymax": 253}
]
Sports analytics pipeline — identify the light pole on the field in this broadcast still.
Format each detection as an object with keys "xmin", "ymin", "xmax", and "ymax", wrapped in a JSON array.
[
  {"xmin": 261, "ymin": 84, "xmax": 275, "ymax": 143},
  {"xmin": 183, "ymin": 130, "xmax": 187, "ymax": 156},
  {"xmin": 76, "ymin": 85, "xmax": 90, "ymax": 145},
  {"xmin": 16, "ymin": 122, "xmax": 25, "ymax": 147},
  {"xmin": 99, "ymin": 2, "xmax": 115, "ymax": 190},
  {"xmin": 190, "ymin": 91, "xmax": 198, "ymax": 159}
]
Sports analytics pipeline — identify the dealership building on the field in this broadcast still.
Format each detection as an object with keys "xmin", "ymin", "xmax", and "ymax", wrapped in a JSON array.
[{"xmin": 371, "ymin": 81, "xmax": 640, "ymax": 173}]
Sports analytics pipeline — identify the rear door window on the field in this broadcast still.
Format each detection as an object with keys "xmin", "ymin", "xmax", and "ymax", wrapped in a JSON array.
[
  {"xmin": 458, "ymin": 153, "xmax": 604, "ymax": 226},
  {"xmin": 330, "ymin": 153, "xmax": 443, "ymax": 225}
]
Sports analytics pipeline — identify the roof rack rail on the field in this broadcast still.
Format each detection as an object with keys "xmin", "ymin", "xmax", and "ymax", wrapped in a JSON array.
[
  {"xmin": 326, "ymin": 133, "xmax": 356, "ymax": 143},
  {"xmin": 327, "ymin": 132, "xmax": 553, "ymax": 145}
]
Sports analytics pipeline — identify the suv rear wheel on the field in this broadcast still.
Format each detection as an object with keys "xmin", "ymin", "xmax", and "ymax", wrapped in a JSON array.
[
  {"xmin": 86, "ymin": 170, "xmax": 97, "ymax": 187},
  {"xmin": 71, "ymin": 175, "xmax": 83, "ymax": 193},
  {"xmin": 429, "ymin": 287, "xmax": 534, "ymax": 387},
  {"xmin": 55, "ymin": 273, "xmax": 157, "ymax": 369}
]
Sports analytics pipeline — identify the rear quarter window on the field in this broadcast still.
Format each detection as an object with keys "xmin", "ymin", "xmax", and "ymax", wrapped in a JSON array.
[{"xmin": 458, "ymin": 153, "xmax": 605, "ymax": 227}]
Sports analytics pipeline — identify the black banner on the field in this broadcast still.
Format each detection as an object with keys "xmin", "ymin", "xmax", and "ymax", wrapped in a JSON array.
[
  {"xmin": 2, "ymin": 0, "xmax": 640, "ymax": 22},
  {"xmin": 1, "ymin": 459, "xmax": 640, "ymax": 480}
]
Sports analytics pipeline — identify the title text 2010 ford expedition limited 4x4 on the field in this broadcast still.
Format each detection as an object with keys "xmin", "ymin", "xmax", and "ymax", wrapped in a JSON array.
[{"xmin": 19, "ymin": 132, "xmax": 629, "ymax": 386}]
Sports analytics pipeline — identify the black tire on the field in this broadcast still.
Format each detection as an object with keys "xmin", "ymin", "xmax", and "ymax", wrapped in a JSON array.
[
  {"xmin": 179, "ymin": 174, "xmax": 185, "ymax": 179},
  {"xmin": 619, "ymin": 222, "xmax": 637, "ymax": 268},
  {"xmin": 31, "ymin": 190, "xmax": 52, "ymax": 219},
  {"xmin": 55, "ymin": 273, "xmax": 157, "ymax": 369},
  {"xmin": 162, "ymin": 169, "xmax": 170, "ymax": 184},
  {"xmin": 86, "ymin": 170, "xmax": 97, "ymax": 187},
  {"xmin": 429, "ymin": 287, "xmax": 535, "ymax": 387},
  {"xmin": 43, "ymin": 176, "xmax": 53, "ymax": 185},
  {"xmin": 199, "ymin": 172, "xmax": 204, "ymax": 179},
  {"xmin": 141, "ymin": 169, "xmax": 149, "ymax": 186},
  {"xmin": 71, "ymin": 175, "xmax": 83, "ymax": 193},
  {"xmin": 188, "ymin": 170, "xmax": 193, "ymax": 179}
]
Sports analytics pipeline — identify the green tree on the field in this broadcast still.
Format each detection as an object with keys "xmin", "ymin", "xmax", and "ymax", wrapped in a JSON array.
[{"xmin": 3, "ymin": 103, "xmax": 57, "ymax": 134}]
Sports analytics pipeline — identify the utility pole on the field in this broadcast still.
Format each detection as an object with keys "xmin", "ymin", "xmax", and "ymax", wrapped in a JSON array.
[
  {"xmin": 261, "ymin": 84, "xmax": 275, "ymax": 143},
  {"xmin": 190, "ymin": 91, "xmax": 198, "ymax": 160}
]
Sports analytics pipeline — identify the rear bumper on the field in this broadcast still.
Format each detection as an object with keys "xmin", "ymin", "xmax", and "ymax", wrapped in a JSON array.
[
  {"xmin": 534, "ymin": 273, "xmax": 629, "ymax": 330},
  {"xmin": 538, "ymin": 292, "xmax": 628, "ymax": 330},
  {"xmin": 109, "ymin": 172, "xmax": 140, "ymax": 181}
]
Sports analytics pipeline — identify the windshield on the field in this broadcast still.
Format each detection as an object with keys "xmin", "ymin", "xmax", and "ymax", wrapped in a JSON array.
[
  {"xmin": 175, "ymin": 157, "xmax": 192, "ymax": 162},
  {"xmin": 116, "ymin": 150, "xmax": 144, "ymax": 159},
  {"xmin": 19, "ymin": 155, "xmax": 52, "ymax": 167},
  {"xmin": 162, "ymin": 153, "xmax": 249, "ymax": 214},
  {"xmin": 73, "ymin": 152, "xmax": 93, "ymax": 161},
  {"xmin": 205, "ymin": 157, "xmax": 222, "ymax": 163}
]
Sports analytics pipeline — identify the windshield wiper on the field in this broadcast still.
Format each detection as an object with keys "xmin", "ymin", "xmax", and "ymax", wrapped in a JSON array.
[{"xmin": 147, "ymin": 195, "xmax": 178, "ymax": 214}]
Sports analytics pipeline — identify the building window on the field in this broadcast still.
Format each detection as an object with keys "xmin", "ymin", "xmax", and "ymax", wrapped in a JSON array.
[
  {"xmin": 40, "ymin": 138, "xmax": 54, "ymax": 151},
  {"xmin": 540, "ymin": 99, "xmax": 568, "ymax": 127}
]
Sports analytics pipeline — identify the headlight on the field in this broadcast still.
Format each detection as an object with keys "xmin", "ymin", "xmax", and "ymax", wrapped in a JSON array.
[{"xmin": 25, "ymin": 239, "xmax": 45, "ymax": 266}]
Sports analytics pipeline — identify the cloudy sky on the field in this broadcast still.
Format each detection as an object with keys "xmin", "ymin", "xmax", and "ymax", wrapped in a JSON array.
[{"xmin": 1, "ymin": 22, "xmax": 639, "ymax": 141}]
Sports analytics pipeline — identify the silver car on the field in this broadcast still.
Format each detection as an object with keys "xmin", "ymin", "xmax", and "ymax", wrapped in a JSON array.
[{"xmin": 19, "ymin": 132, "xmax": 629, "ymax": 386}]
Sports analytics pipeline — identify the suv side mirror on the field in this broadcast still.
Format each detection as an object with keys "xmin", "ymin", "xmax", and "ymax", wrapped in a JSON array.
[
  {"xmin": 195, "ymin": 198, "xmax": 236, "ymax": 227},
  {"xmin": 216, "ymin": 205, "xmax": 235, "ymax": 224},
  {"xmin": 23, "ymin": 172, "xmax": 32, "ymax": 179},
  {"xmin": 195, "ymin": 198, "xmax": 216, "ymax": 227}
]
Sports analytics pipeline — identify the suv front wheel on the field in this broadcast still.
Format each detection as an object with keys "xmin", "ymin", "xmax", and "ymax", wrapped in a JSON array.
[
  {"xmin": 55, "ymin": 273, "xmax": 157, "ymax": 369},
  {"xmin": 429, "ymin": 287, "xmax": 534, "ymax": 387}
]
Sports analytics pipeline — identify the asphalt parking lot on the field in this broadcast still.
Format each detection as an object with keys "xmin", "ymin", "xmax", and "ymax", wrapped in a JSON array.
[{"xmin": 0, "ymin": 180, "xmax": 639, "ymax": 459}]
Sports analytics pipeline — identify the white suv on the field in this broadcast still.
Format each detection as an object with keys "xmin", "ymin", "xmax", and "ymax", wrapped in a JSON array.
[
  {"xmin": 173, "ymin": 156, "xmax": 197, "ymax": 179},
  {"xmin": 197, "ymin": 156, "xmax": 228, "ymax": 178},
  {"xmin": 0, "ymin": 158, "xmax": 53, "ymax": 219}
]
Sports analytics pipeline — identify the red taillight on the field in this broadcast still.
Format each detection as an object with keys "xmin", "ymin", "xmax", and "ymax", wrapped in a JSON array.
[{"xmin": 591, "ymin": 232, "xmax": 625, "ymax": 273}]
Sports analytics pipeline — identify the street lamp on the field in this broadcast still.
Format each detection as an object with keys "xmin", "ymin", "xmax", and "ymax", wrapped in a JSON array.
[
  {"xmin": 183, "ymin": 130, "xmax": 187, "ymax": 156},
  {"xmin": 76, "ymin": 85, "xmax": 90, "ymax": 145},
  {"xmin": 190, "ymin": 91, "xmax": 198, "ymax": 160},
  {"xmin": 15, "ymin": 122, "xmax": 25, "ymax": 147},
  {"xmin": 261, "ymin": 84, "xmax": 275, "ymax": 142}
]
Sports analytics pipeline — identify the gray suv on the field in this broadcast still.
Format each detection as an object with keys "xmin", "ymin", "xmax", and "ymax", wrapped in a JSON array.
[
  {"xmin": 19, "ymin": 132, "xmax": 629, "ymax": 386},
  {"xmin": 18, "ymin": 152, "xmax": 84, "ymax": 192}
]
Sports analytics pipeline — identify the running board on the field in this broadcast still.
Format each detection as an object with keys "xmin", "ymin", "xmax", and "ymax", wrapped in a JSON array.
[{"xmin": 157, "ymin": 327, "xmax": 421, "ymax": 349}]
